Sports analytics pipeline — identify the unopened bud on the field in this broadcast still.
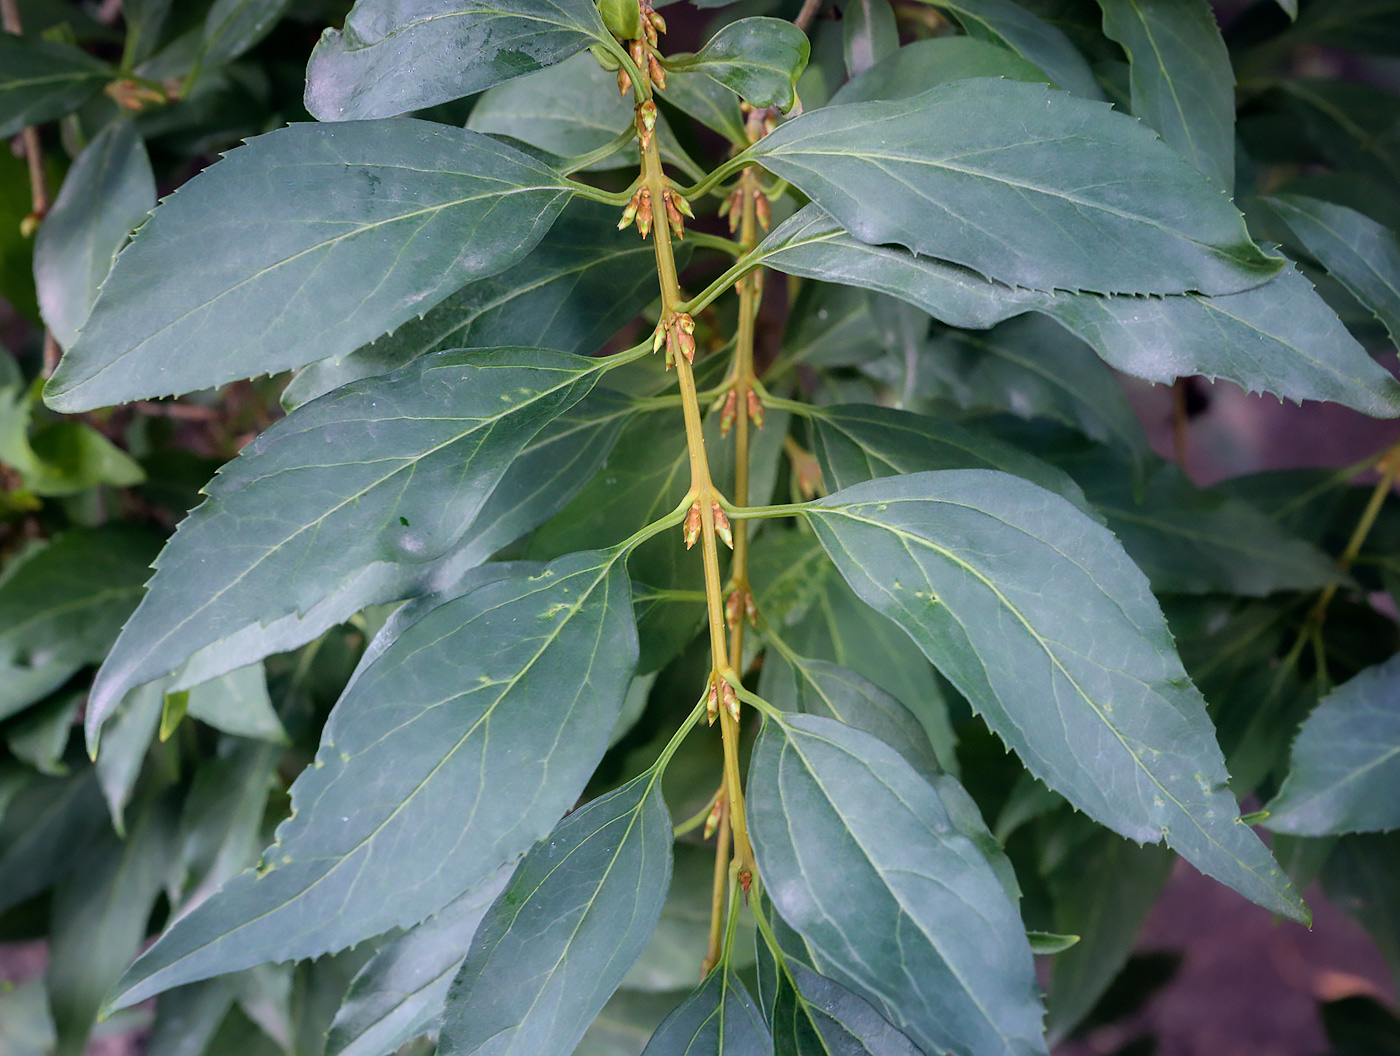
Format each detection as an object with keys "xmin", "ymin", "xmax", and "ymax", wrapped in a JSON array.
[
  {"xmin": 617, "ymin": 190, "xmax": 640, "ymax": 230},
  {"xmin": 744, "ymin": 590, "xmax": 757, "ymax": 627},
  {"xmin": 636, "ymin": 99, "xmax": 657, "ymax": 149},
  {"xmin": 706, "ymin": 677, "xmax": 720, "ymax": 725},
  {"xmin": 703, "ymin": 795, "xmax": 723, "ymax": 839},
  {"xmin": 630, "ymin": 39, "xmax": 646, "ymax": 67},
  {"xmin": 617, "ymin": 67, "xmax": 632, "ymax": 95},
  {"xmin": 721, "ymin": 681, "xmax": 740, "ymax": 723},
  {"xmin": 725, "ymin": 587, "xmax": 743, "ymax": 630},
  {"xmin": 652, "ymin": 320, "xmax": 666, "ymax": 353},
  {"xmin": 649, "ymin": 9, "xmax": 667, "ymax": 33},
  {"xmin": 712, "ymin": 503, "xmax": 733, "ymax": 549},
  {"xmin": 662, "ymin": 189, "xmax": 685, "ymax": 239},
  {"xmin": 684, "ymin": 500, "xmax": 703, "ymax": 550},
  {"xmin": 647, "ymin": 52, "xmax": 667, "ymax": 90},
  {"xmin": 754, "ymin": 190, "xmax": 771, "ymax": 231},
  {"xmin": 644, "ymin": 18, "xmax": 658, "ymax": 45},
  {"xmin": 746, "ymin": 389, "xmax": 764, "ymax": 429},
  {"xmin": 720, "ymin": 388, "xmax": 739, "ymax": 437},
  {"xmin": 674, "ymin": 193, "xmax": 695, "ymax": 219},
  {"xmin": 739, "ymin": 868, "xmax": 753, "ymax": 897},
  {"xmin": 636, "ymin": 188, "xmax": 653, "ymax": 238}
]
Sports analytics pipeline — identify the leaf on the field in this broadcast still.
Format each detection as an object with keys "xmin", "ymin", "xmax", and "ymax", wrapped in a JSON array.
[
  {"xmin": 771, "ymin": 959, "xmax": 924, "ymax": 1056},
  {"xmin": 753, "ymin": 208, "xmax": 1400, "ymax": 417},
  {"xmin": 1290, "ymin": 0, "xmax": 1400, "ymax": 55},
  {"xmin": 176, "ymin": 743, "xmax": 281, "ymax": 911},
  {"xmin": 1266, "ymin": 193, "xmax": 1400, "ymax": 346},
  {"xmin": 761, "ymin": 652, "xmax": 943, "ymax": 782},
  {"xmin": 326, "ymin": 868, "xmax": 514, "ymax": 1056},
  {"xmin": 96, "ymin": 678, "xmax": 167, "ymax": 831},
  {"xmin": 184, "ymin": 663, "xmax": 287, "ymax": 744},
  {"xmin": 920, "ymin": 0, "xmax": 1102, "ymax": 99},
  {"xmin": 85, "ymin": 348, "xmax": 599, "ymax": 742},
  {"xmin": 808, "ymin": 401, "xmax": 1097, "ymax": 516},
  {"xmin": 201, "ymin": 0, "xmax": 295, "ymax": 68},
  {"xmin": 748, "ymin": 713, "xmax": 1047, "ymax": 1056},
  {"xmin": 831, "ymin": 35, "xmax": 1049, "ymax": 105},
  {"xmin": 1265, "ymin": 654, "xmax": 1400, "ymax": 836},
  {"xmin": 578, "ymin": 990, "xmax": 691, "ymax": 1056},
  {"xmin": 33, "ymin": 122, "xmax": 155, "ymax": 351},
  {"xmin": 0, "ymin": 525, "xmax": 161, "ymax": 722},
  {"xmin": 147, "ymin": 980, "xmax": 240, "ymax": 1056},
  {"xmin": 640, "ymin": 969, "xmax": 771, "ymax": 1056},
  {"xmin": 0, "ymin": 769, "xmax": 108, "ymax": 916},
  {"xmin": 106, "ymin": 549, "xmax": 638, "ymax": 1011},
  {"xmin": 44, "ymin": 123, "xmax": 576, "ymax": 411},
  {"xmin": 671, "ymin": 18, "xmax": 810, "ymax": 113},
  {"xmin": 282, "ymin": 201, "xmax": 671, "ymax": 408},
  {"xmin": 747, "ymin": 79, "xmax": 1278, "ymax": 296},
  {"xmin": 1320, "ymin": 834, "xmax": 1400, "ymax": 987},
  {"xmin": 1098, "ymin": 0, "xmax": 1235, "ymax": 189},
  {"xmin": 804, "ymin": 471, "xmax": 1308, "ymax": 921},
  {"xmin": 1058, "ymin": 447, "xmax": 1342, "ymax": 596},
  {"xmin": 0, "ymin": 34, "xmax": 113, "ymax": 139},
  {"xmin": 47, "ymin": 798, "xmax": 176, "ymax": 1056},
  {"xmin": 438, "ymin": 775, "xmax": 672, "ymax": 1056},
  {"xmin": 1045, "ymin": 256, "xmax": 1400, "ymax": 416},
  {"xmin": 7, "ymin": 691, "xmax": 82, "ymax": 776},
  {"xmin": 843, "ymin": 0, "xmax": 898, "ymax": 78},
  {"xmin": 0, "ymin": 979, "xmax": 57, "ymax": 1056},
  {"xmin": 304, "ymin": 0, "xmax": 610, "ymax": 121},
  {"xmin": 660, "ymin": 71, "xmax": 748, "ymax": 146},
  {"xmin": 1044, "ymin": 831, "xmax": 1174, "ymax": 1043}
]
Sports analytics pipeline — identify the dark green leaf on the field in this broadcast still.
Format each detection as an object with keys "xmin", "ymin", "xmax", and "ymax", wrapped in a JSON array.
[
  {"xmin": 45, "ymin": 123, "xmax": 575, "ymax": 410},
  {"xmin": 0, "ymin": 979, "xmax": 56, "ymax": 1056},
  {"xmin": 1098, "ymin": 0, "xmax": 1235, "ymax": 189},
  {"xmin": 772, "ymin": 959, "xmax": 923, "ymax": 1056},
  {"xmin": 304, "ymin": 0, "xmax": 610, "ymax": 121},
  {"xmin": 748, "ymin": 713, "xmax": 1046, "ymax": 1056},
  {"xmin": 7, "ymin": 691, "xmax": 81, "ymax": 776},
  {"xmin": 641, "ymin": 969, "xmax": 771, "ymax": 1056},
  {"xmin": 0, "ymin": 769, "xmax": 108, "ymax": 916},
  {"xmin": 147, "ymin": 980, "xmax": 240, "ymax": 1056},
  {"xmin": 843, "ymin": 0, "xmax": 898, "ymax": 78},
  {"xmin": 281, "ymin": 201, "xmax": 674, "ymax": 408},
  {"xmin": 201, "ymin": 0, "xmax": 295, "ymax": 68},
  {"xmin": 672, "ymin": 18, "xmax": 810, "ymax": 113},
  {"xmin": 1045, "ymin": 831, "xmax": 1174, "ymax": 1043},
  {"xmin": 0, "ymin": 525, "xmax": 161, "ymax": 722},
  {"xmin": 1267, "ymin": 193, "xmax": 1400, "ymax": 345},
  {"xmin": 920, "ymin": 0, "xmax": 1102, "ymax": 99},
  {"xmin": 831, "ymin": 36, "xmax": 1049, "ymax": 104},
  {"xmin": 747, "ymin": 79, "xmax": 1278, "ymax": 296},
  {"xmin": 750, "ymin": 530, "xmax": 955, "ymax": 770},
  {"xmin": 804, "ymin": 471, "xmax": 1307, "ymax": 921},
  {"xmin": 0, "ymin": 34, "xmax": 113, "ymax": 139},
  {"xmin": 1265, "ymin": 654, "xmax": 1400, "ymax": 836},
  {"xmin": 1053, "ymin": 445, "xmax": 1343, "ymax": 596},
  {"xmin": 184, "ymin": 663, "xmax": 287, "ymax": 744},
  {"xmin": 122, "ymin": 0, "xmax": 173, "ymax": 66},
  {"xmin": 34, "ymin": 122, "xmax": 155, "ymax": 351},
  {"xmin": 176, "ymin": 743, "xmax": 281, "ymax": 910},
  {"xmin": 661, "ymin": 71, "xmax": 749, "ymax": 145},
  {"xmin": 96, "ymin": 678, "xmax": 166, "ymax": 831},
  {"xmin": 439, "ymin": 775, "xmax": 671, "ymax": 1056},
  {"xmin": 327, "ymin": 869, "xmax": 514, "ymax": 1056},
  {"xmin": 1320, "ymin": 834, "xmax": 1400, "ymax": 988},
  {"xmin": 1289, "ymin": 0, "xmax": 1400, "ymax": 55},
  {"xmin": 47, "ymin": 798, "xmax": 175, "ymax": 1056},
  {"xmin": 85, "ymin": 348, "xmax": 599, "ymax": 741},
  {"xmin": 107, "ymin": 550, "xmax": 638, "ymax": 1011},
  {"xmin": 760, "ymin": 652, "xmax": 942, "ymax": 783},
  {"xmin": 809, "ymin": 401, "xmax": 1098, "ymax": 515},
  {"xmin": 753, "ymin": 208, "xmax": 1400, "ymax": 416}
]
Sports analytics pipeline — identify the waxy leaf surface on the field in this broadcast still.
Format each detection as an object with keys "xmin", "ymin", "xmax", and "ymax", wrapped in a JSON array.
[
  {"xmin": 0, "ymin": 35, "xmax": 113, "ymax": 139},
  {"xmin": 327, "ymin": 868, "xmax": 514, "ymax": 1056},
  {"xmin": 1266, "ymin": 654, "xmax": 1400, "ymax": 835},
  {"xmin": 770, "ymin": 959, "xmax": 924, "ymax": 1056},
  {"xmin": 1099, "ymin": 0, "xmax": 1235, "ymax": 189},
  {"xmin": 924, "ymin": 0, "xmax": 1102, "ymax": 99},
  {"xmin": 108, "ymin": 550, "xmax": 638, "ymax": 1010},
  {"xmin": 46, "ymin": 122, "xmax": 574, "ymax": 410},
  {"xmin": 34, "ymin": 123, "xmax": 155, "ymax": 352},
  {"xmin": 748, "ymin": 714, "xmax": 1047, "ymax": 1056},
  {"xmin": 305, "ymin": 0, "xmax": 609, "ymax": 120},
  {"xmin": 755, "ymin": 208, "xmax": 1400, "ymax": 417},
  {"xmin": 674, "ymin": 18, "xmax": 810, "ymax": 113},
  {"xmin": 439, "ymin": 776, "xmax": 671, "ymax": 1056},
  {"xmin": 1267, "ymin": 193, "xmax": 1400, "ymax": 344},
  {"xmin": 85, "ymin": 349, "xmax": 599, "ymax": 743},
  {"xmin": 640, "ymin": 969, "xmax": 771, "ymax": 1056},
  {"xmin": 805, "ymin": 471, "xmax": 1307, "ymax": 921},
  {"xmin": 831, "ymin": 35, "xmax": 1048, "ymax": 105},
  {"xmin": 746, "ymin": 78, "xmax": 1278, "ymax": 295}
]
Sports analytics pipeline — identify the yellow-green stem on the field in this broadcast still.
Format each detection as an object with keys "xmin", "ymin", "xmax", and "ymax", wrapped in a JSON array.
[
  {"xmin": 702, "ymin": 790, "xmax": 730, "ymax": 974},
  {"xmin": 637, "ymin": 93, "xmax": 754, "ymax": 884}
]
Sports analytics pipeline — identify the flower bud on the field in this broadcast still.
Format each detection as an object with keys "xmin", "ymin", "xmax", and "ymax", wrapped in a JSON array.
[
  {"xmin": 616, "ymin": 67, "xmax": 632, "ymax": 96},
  {"xmin": 703, "ymin": 795, "xmax": 723, "ymax": 839},
  {"xmin": 746, "ymin": 389, "xmax": 765, "ymax": 429},
  {"xmin": 684, "ymin": 500, "xmax": 703, "ymax": 550},
  {"xmin": 647, "ymin": 52, "xmax": 667, "ymax": 90},
  {"xmin": 706, "ymin": 677, "xmax": 720, "ymax": 725},
  {"xmin": 719, "ymin": 388, "xmax": 738, "ymax": 437},
  {"xmin": 721, "ymin": 681, "xmax": 740, "ymax": 723},
  {"xmin": 712, "ymin": 502, "xmax": 733, "ymax": 549}
]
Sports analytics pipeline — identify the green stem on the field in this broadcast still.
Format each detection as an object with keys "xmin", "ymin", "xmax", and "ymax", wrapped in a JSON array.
[
  {"xmin": 568, "ymin": 175, "xmax": 645, "ymax": 207},
  {"xmin": 678, "ymin": 155, "xmax": 753, "ymax": 202},
  {"xmin": 679, "ymin": 254, "xmax": 761, "ymax": 314},
  {"xmin": 722, "ymin": 499, "xmax": 813, "ymax": 520},
  {"xmin": 559, "ymin": 127, "xmax": 640, "ymax": 175}
]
